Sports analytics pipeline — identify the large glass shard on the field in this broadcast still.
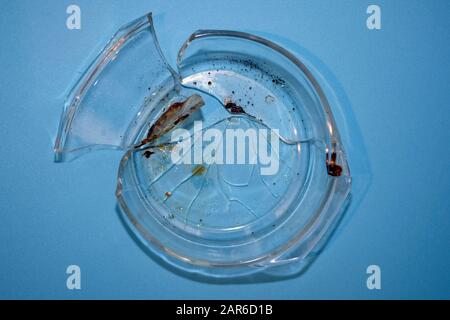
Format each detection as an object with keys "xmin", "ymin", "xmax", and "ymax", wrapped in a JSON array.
[{"xmin": 54, "ymin": 13, "xmax": 177, "ymax": 161}]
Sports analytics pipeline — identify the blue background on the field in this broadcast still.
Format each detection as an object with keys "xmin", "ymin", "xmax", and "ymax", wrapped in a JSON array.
[{"xmin": 0, "ymin": 0, "xmax": 449, "ymax": 299}]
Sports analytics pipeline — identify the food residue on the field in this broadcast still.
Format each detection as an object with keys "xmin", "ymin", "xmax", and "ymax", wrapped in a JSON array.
[
  {"xmin": 143, "ymin": 150, "xmax": 154, "ymax": 158},
  {"xmin": 136, "ymin": 94, "xmax": 204, "ymax": 148},
  {"xmin": 192, "ymin": 165, "xmax": 206, "ymax": 176},
  {"xmin": 326, "ymin": 152, "xmax": 343, "ymax": 177},
  {"xmin": 225, "ymin": 101, "xmax": 246, "ymax": 114}
]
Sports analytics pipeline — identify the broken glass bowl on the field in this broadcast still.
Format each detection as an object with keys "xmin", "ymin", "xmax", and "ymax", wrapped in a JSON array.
[{"xmin": 55, "ymin": 13, "xmax": 351, "ymax": 278}]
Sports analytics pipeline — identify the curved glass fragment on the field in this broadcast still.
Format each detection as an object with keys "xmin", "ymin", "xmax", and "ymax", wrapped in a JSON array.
[{"xmin": 54, "ymin": 13, "xmax": 177, "ymax": 161}]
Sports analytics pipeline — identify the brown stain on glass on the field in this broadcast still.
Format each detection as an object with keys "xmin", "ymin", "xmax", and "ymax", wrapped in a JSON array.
[
  {"xmin": 224, "ymin": 97, "xmax": 249, "ymax": 115},
  {"xmin": 326, "ymin": 152, "xmax": 343, "ymax": 177},
  {"xmin": 143, "ymin": 150, "xmax": 154, "ymax": 158},
  {"xmin": 225, "ymin": 102, "xmax": 246, "ymax": 114},
  {"xmin": 192, "ymin": 165, "xmax": 206, "ymax": 176},
  {"xmin": 173, "ymin": 114, "xmax": 189, "ymax": 126},
  {"xmin": 157, "ymin": 144, "xmax": 174, "ymax": 152},
  {"xmin": 136, "ymin": 94, "xmax": 204, "ymax": 148}
]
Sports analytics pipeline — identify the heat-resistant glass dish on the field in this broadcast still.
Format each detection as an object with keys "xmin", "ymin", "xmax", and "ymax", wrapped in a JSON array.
[{"xmin": 55, "ymin": 13, "xmax": 351, "ymax": 278}]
